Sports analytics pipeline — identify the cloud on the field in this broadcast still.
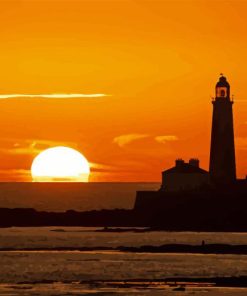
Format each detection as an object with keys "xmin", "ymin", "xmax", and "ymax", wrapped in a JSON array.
[
  {"xmin": 113, "ymin": 134, "xmax": 178, "ymax": 147},
  {"xmin": 113, "ymin": 133, "xmax": 149, "ymax": 147},
  {"xmin": 89, "ymin": 162, "xmax": 118, "ymax": 172},
  {"xmin": 0, "ymin": 93, "xmax": 108, "ymax": 99},
  {"xmin": 1, "ymin": 138, "xmax": 78, "ymax": 155},
  {"xmin": 155, "ymin": 135, "xmax": 178, "ymax": 144},
  {"xmin": 0, "ymin": 169, "xmax": 31, "ymax": 181}
]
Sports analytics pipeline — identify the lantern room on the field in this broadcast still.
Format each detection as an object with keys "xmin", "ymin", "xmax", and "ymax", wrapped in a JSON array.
[{"xmin": 216, "ymin": 74, "xmax": 230, "ymax": 99}]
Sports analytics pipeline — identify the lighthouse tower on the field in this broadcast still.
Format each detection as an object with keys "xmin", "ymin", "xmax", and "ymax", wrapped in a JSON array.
[{"xmin": 209, "ymin": 75, "xmax": 236, "ymax": 184}]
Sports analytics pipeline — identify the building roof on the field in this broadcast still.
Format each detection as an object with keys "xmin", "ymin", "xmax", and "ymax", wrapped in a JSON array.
[{"xmin": 163, "ymin": 163, "xmax": 208, "ymax": 174}]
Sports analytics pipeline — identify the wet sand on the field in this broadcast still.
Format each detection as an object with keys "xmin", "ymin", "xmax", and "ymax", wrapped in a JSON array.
[
  {"xmin": 1, "ymin": 281, "xmax": 247, "ymax": 295},
  {"xmin": 2, "ymin": 228, "xmax": 247, "ymax": 295}
]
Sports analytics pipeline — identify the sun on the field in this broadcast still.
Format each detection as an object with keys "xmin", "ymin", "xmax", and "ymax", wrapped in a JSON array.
[{"xmin": 31, "ymin": 146, "xmax": 90, "ymax": 182}]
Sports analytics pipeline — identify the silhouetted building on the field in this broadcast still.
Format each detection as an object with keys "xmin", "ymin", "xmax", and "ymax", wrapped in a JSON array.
[
  {"xmin": 134, "ymin": 75, "xmax": 247, "ymax": 227},
  {"xmin": 161, "ymin": 159, "xmax": 209, "ymax": 192},
  {"xmin": 209, "ymin": 75, "xmax": 236, "ymax": 184}
]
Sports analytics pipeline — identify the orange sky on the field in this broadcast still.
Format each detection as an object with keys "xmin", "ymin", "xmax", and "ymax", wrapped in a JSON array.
[{"xmin": 0, "ymin": 0, "xmax": 246, "ymax": 182}]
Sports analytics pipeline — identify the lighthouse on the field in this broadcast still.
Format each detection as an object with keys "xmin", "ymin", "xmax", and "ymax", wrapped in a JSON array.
[{"xmin": 209, "ymin": 75, "xmax": 236, "ymax": 184}]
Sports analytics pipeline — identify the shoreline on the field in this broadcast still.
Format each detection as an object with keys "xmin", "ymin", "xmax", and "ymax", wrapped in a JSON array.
[
  {"xmin": 1, "ymin": 277, "xmax": 247, "ymax": 288},
  {"xmin": 2, "ymin": 243, "xmax": 247, "ymax": 255}
]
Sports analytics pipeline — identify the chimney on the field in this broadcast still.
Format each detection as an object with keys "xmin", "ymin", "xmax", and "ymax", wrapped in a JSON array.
[
  {"xmin": 175, "ymin": 159, "xmax": 184, "ymax": 167},
  {"xmin": 189, "ymin": 158, "xmax": 199, "ymax": 168}
]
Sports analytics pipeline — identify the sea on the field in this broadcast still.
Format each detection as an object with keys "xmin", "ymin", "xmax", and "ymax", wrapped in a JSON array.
[
  {"xmin": 0, "ymin": 182, "xmax": 160, "ymax": 211},
  {"xmin": 1, "ymin": 227, "xmax": 247, "ymax": 295}
]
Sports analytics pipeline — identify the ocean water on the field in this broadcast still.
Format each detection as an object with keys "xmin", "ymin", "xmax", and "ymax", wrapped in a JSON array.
[
  {"xmin": 1, "ymin": 227, "xmax": 247, "ymax": 295},
  {"xmin": 0, "ymin": 182, "xmax": 160, "ymax": 211}
]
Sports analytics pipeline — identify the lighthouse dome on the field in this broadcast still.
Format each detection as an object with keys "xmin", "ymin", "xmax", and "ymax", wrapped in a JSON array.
[{"xmin": 216, "ymin": 75, "xmax": 230, "ymax": 87}]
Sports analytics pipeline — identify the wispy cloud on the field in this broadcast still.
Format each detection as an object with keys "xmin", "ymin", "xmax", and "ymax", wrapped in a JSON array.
[
  {"xmin": 155, "ymin": 135, "xmax": 178, "ymax": 144},
  {"xmin": 113, "ymin": 133, "xmax": 149, "ymax": 147},
  {"xmin": 1, "ymin": 138, "xmax": 78, "ymax": 155},
  {"xmin": 89, "ymin": 162, "xmax": 126, "ymax": 173},
  {"xmin": 0, "ymin": 93, "xmax": 108, "ymax": 99},
  {"xmin": 0, "ymin": 169, "xmax": 31, "ymax": 181}
]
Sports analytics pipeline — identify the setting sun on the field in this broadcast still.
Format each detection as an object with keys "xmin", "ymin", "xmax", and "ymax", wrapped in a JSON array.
[{"xmin": 31, "ymin": 146, "xmax": 90, "ymax": 182}]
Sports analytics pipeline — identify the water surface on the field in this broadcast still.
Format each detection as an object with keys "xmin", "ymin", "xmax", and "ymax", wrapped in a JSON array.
[{"xmin": 1, "ymin": 227, "xmax": 247, "ymax": 295}]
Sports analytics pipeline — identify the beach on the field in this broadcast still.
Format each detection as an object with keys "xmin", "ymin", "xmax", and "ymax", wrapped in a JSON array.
[{"xmin": 1, "ymin": 227, "xmax": 247, "ymax": 295}]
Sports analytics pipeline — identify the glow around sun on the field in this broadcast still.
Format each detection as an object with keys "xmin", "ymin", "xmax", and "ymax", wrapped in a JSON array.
[{"xmin": 31, "ymin": 146, "xmax": 90, "ymax": 182}]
